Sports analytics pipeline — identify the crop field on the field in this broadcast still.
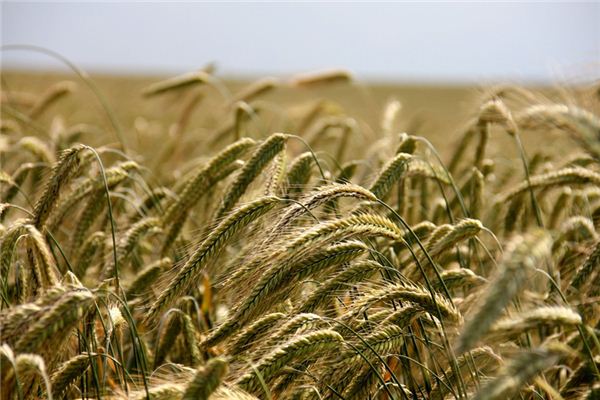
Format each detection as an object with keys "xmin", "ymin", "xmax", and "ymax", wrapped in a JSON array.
[{"xmin": 0, "ymin": 68, "xmax": 599, "ymax": 399}]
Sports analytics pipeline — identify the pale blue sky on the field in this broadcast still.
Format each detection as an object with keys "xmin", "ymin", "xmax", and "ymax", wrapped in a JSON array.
[{"xmin": 2, "ymin": 1, "xmax": 599, "ymax": 83}]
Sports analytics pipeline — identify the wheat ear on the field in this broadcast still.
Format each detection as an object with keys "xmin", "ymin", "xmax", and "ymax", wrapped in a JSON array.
[
  {"xmin": 182, "ymin": 357, "xmax": 229, "ymax": 400},
  {"xmin": 142, "ymin": 70, "xmax": 213, "ymax": 97},
  {"xmin": 32, "ymin": 145, "xmax": 85, "ymax": 229},
  {"xmin": 146, "ymin": 196, "xmax": 280, "ymax": 323},
  {"xmin": 455, "ymin": 230, "xmax": 552, "ymax": 354},
  {"xmin": 29, "ymin": 80, "xmax": 76, "ymax": 119},
  {"xmin": 488, "ymin": 306, "xmax": 581, "ymax": 338},
  {"xmin": 472, "ymin": 343, "xmax": 570, "ymax": 400},
  {"xmin": 215, "ymin": 133, "xmax": 287, "ymax": 219},
  {"xmin": 501, "ymin": 167, "xmax": 600, "ymax": 202},
  {"xmin": 228, "ymin": 312, "xmax": 287, "ymax": 356},
  {"xmin": 284, "ymin": 151, "xmax": 314, "ymax": 198},
  {"xmin": 236, "ymin": 330, "xmax": 343, "ymax": 394},
  {"xmin": 50, "ymin": 353, "xmax": 97, "ymax": 398},
  {"xmin": 569, "ymin": 239, "xmax": 600, "ymax": 293},
  {"xmin": 15, "ymin": 288, "xmax": 94, "ymax": 354},
  {"xmin": 290, "ymin": 69, "xmax": 353, "ymax": 87}
]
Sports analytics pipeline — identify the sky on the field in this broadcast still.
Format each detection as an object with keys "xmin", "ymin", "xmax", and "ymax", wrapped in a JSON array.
[{"xmin": 2, "ymin": 1, "xmax": 599, "ymax": 84}]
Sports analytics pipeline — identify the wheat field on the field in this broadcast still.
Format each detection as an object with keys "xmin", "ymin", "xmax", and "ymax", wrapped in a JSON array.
[{"xmin": 1, "ymin": 68, "xmax": 599, "ymax": 399}]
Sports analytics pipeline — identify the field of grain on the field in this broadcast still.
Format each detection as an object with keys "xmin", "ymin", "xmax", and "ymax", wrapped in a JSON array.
[{"xmin": 1, "ymin": 68, "xmax": 599, "ymax": 400}]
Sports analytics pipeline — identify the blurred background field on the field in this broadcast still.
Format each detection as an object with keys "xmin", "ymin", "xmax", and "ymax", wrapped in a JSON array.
[
  {"xmin": 1, "ymin": 68, "xmax": 588, "ymax": 177},
  {"xmin": 2, "ymin": 69, "xmax": 477, "ymax": 147}
]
